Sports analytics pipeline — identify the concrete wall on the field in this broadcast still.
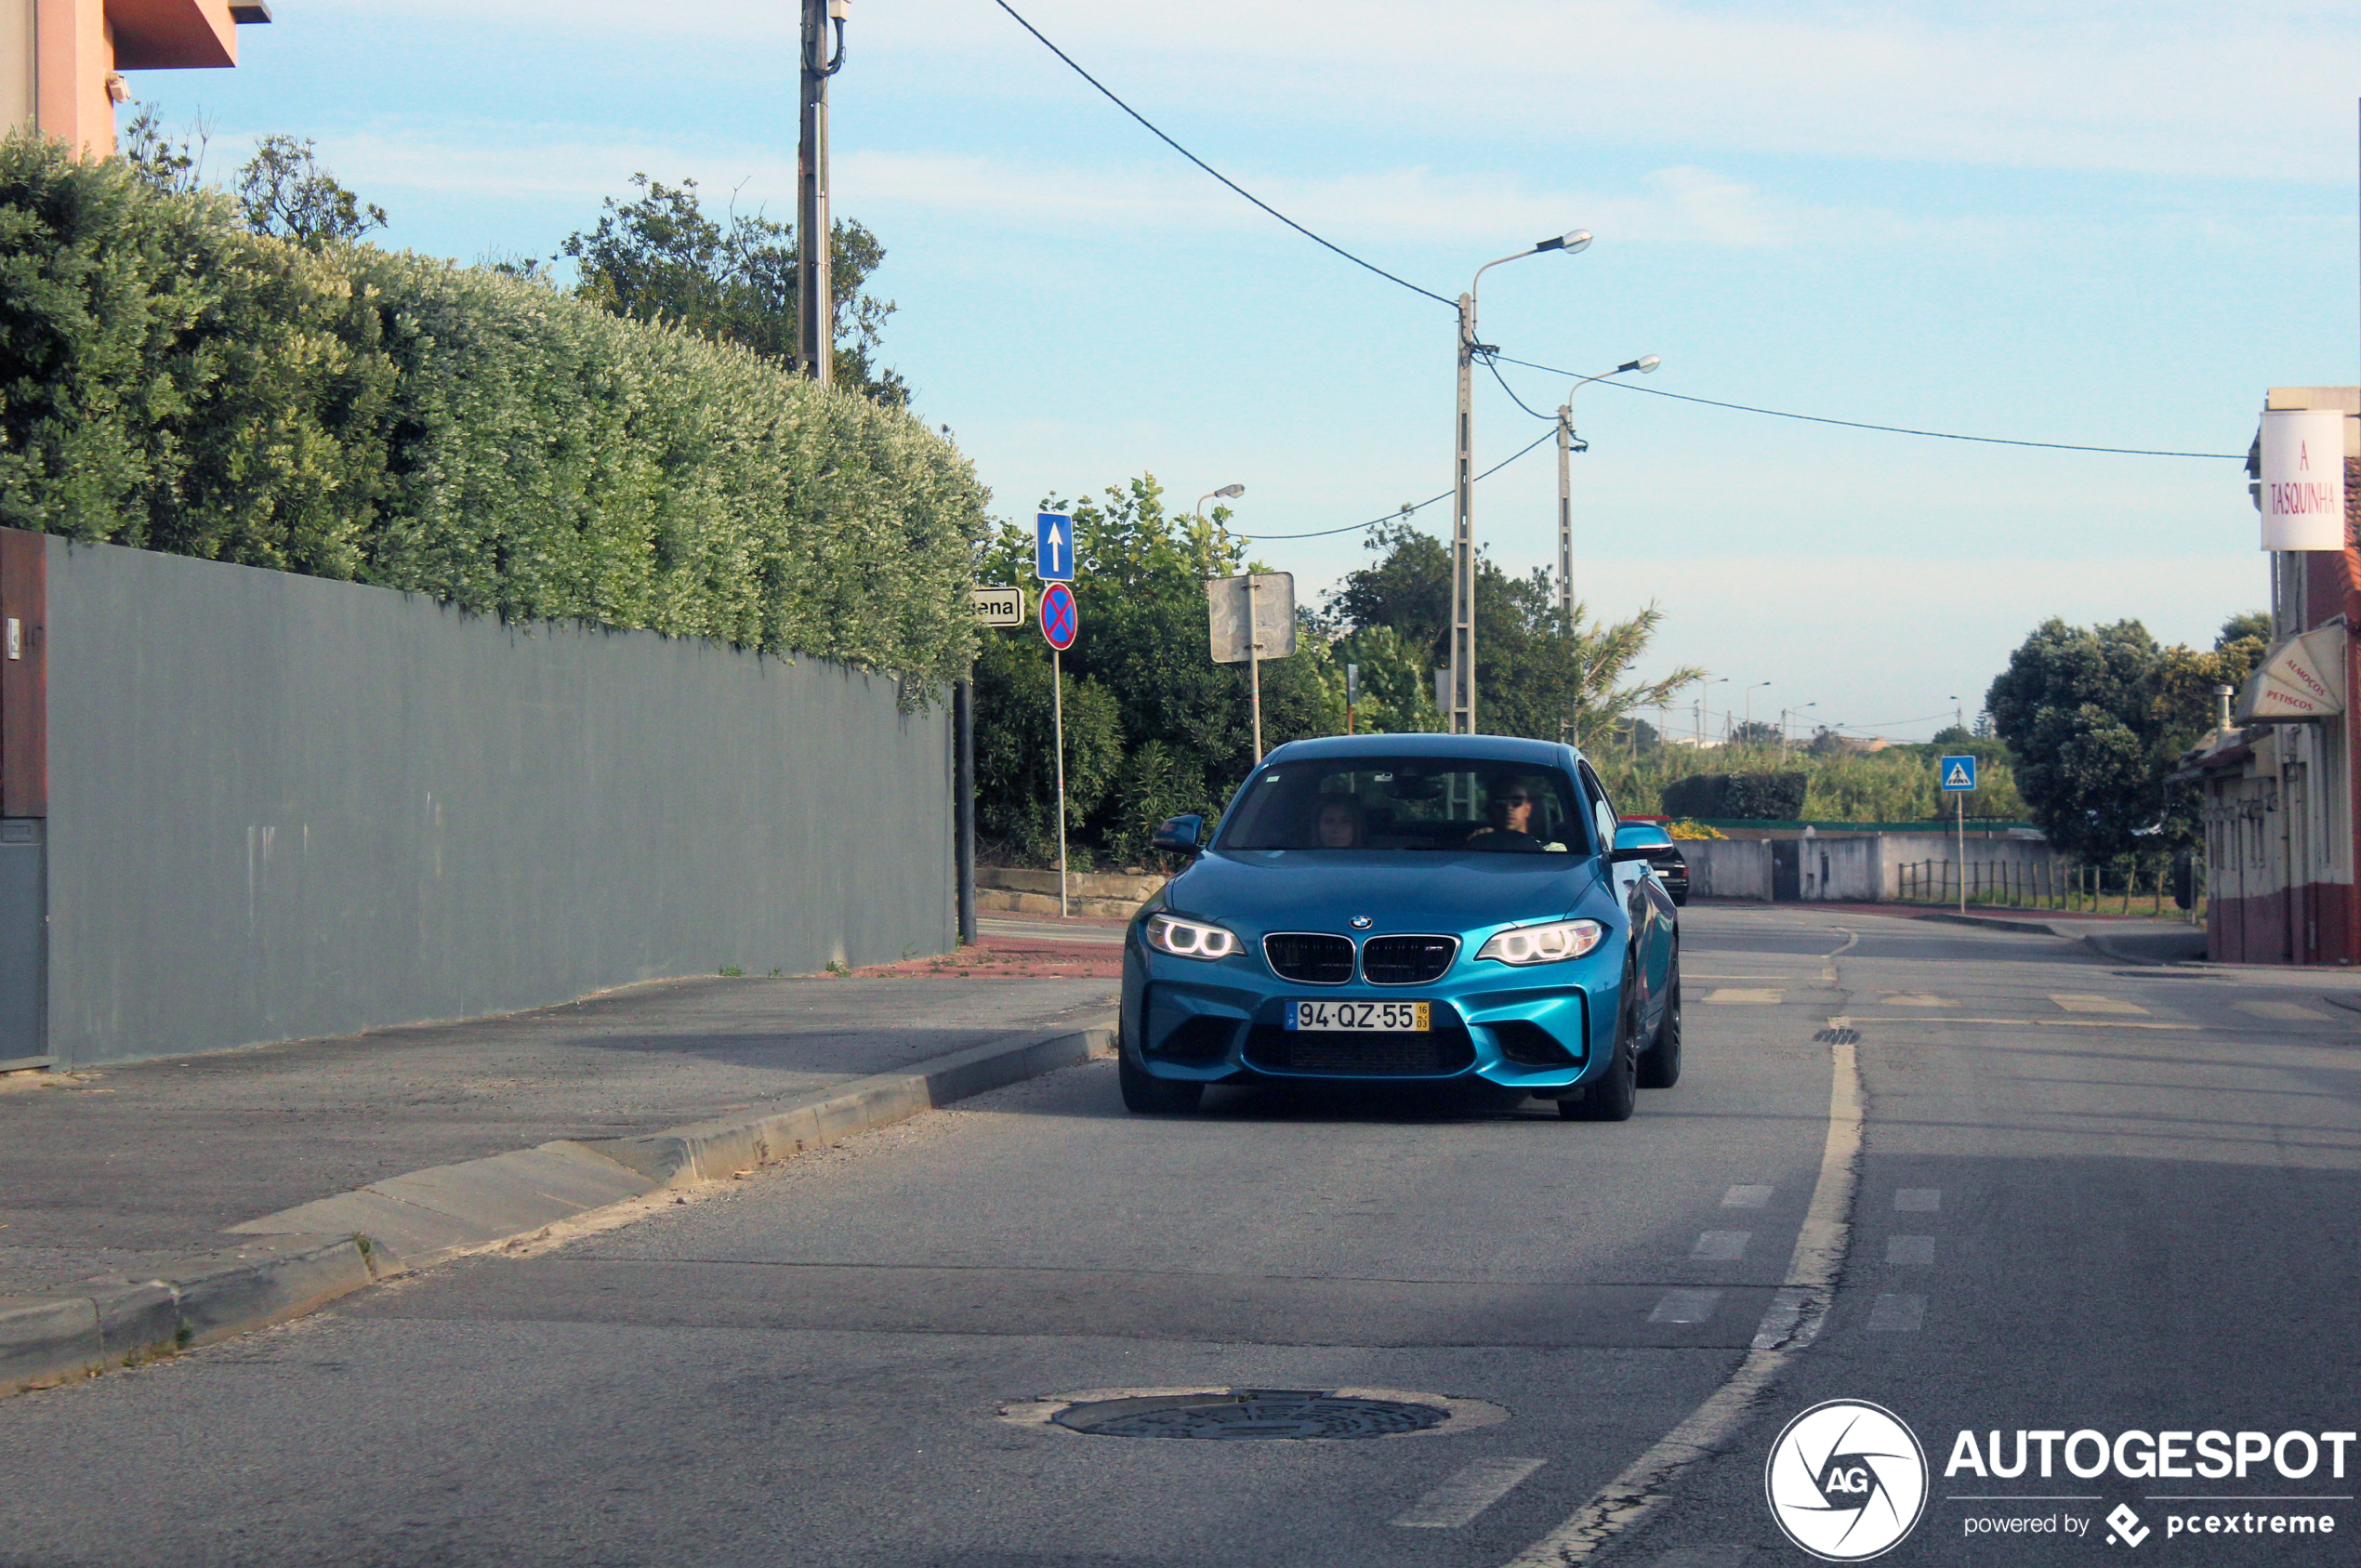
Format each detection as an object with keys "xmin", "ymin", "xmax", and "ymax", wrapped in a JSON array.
[
  {"xmin": 1674, "ymin": 839, "xmax": 1771, "ymax": 901},
  {"xmin": 40, "ymin": 535, "xmax": 951, "ymax": 1067}
]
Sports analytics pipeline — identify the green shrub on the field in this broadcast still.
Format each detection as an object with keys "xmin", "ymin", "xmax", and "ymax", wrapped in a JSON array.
[{"xmin": 0, "ymin": 135, "xmax": 985, "ymax": 688}]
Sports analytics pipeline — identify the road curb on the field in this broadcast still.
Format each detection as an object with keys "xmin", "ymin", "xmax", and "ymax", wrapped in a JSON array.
[{"xmin": 2, "ymin": 1017, "xmax": 1115, "ymax": 1400}]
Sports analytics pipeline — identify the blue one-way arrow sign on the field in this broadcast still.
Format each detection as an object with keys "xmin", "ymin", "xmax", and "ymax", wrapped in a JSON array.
[
  {"xmin": 1035, "ymin": 512, "xmax": 1075, "ymax": 582},
  {"xmin": 1939, "ymin": 754, "xmax": 1978, "ymax": 792}
]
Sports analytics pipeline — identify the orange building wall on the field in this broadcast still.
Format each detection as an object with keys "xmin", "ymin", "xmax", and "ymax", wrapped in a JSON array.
[{"xmin": 24, "ymin": 0, "xmax": 240, "ymax": 156}]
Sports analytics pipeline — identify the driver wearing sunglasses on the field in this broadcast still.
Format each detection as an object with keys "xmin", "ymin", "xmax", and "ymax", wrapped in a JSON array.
[{"xmin": 1467, "ymin": 774, "xmax": 1548, "ymax": 850}]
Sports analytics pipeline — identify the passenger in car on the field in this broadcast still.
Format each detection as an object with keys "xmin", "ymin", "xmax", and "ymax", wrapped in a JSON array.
[{"xmin": 1315, "ymin": 796, "xmax": 1368, "ymax": 849}]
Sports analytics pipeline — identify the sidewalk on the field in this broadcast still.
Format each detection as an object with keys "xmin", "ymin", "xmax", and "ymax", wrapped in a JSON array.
[{"xmin": 0, "ymin": 972, "xmax": 1115, "ymax": 1300}]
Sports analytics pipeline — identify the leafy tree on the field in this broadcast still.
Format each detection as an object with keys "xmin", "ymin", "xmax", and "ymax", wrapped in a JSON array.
[
  {"xmin": 121, "ymin": 109, "xmax": 208, "ymax": 197},
  {"xmin": 1730, "ymin": 719, "xmax": 1780, "ymax": 745},
  {"xmin": 971, "ymin": 633, "xmax": 1121, "ymax": 858},
  {"xmin": 1327, "ymin": 622, "xmax": 1438, "ymax": 734},
  {"xmin": 1985, "ymin": 614, "xmax": 2267, "ymax": 864},
  {"xmin": 1325, "ymin": 519, "xmax": 1700, "ymax": 744},
  {"xmin": 561, "ymin": 174, "xmax": 904, "ymax": 405},
  {"xmin": 235, "ymin": 135, "xmax": 386, "ymax": 247}
]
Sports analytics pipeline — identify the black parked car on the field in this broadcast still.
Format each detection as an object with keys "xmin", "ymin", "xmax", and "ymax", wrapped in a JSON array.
[{"xmin": 1620, "ymin": 817, "xmax": 1689, "ymax": 905}]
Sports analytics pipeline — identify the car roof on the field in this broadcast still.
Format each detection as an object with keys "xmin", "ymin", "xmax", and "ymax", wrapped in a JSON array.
[{"xmin": 1262, "ymin": 733, "xmax": 1580, "ymax": 768}]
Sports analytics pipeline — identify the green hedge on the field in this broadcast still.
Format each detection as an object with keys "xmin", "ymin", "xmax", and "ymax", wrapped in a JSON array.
[
  {"xmin": 1659, "ymin": 771, "xmax": 1809, "ymax": 821},
  {"xmin": 0, "ymin": 136, "xmax": 984, "ymax": 686}
]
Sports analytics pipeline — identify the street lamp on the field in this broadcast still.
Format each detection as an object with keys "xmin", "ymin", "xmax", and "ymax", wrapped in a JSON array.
[
  {"xmin": 1694, "ymin": 675, "xmax": 1727, "ymax": 747},
  {"xmin": 1743, "ymin": 680, "xmax": 1773, "ymax": 744},
  {"xmin": 1194, "ymin": 483, "xmax": 1245, "ymax": 577},
  {"xmin": 1450, "ymin": 228, "xmax": 1592, "ymax": 735},
  {"xmin": 1557, "ymin": 355, "xmax": 1659, "ymax": 637}
]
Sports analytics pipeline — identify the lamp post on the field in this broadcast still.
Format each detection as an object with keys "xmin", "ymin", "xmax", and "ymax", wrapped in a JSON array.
[
  {"xmin": 1194, "ymin": 483, "xmax": 1244, "ymax": 577},
  {"xmin": 1557, "ymin": 356, "xmax": 1659, "ymax": 637},
  {"xmin": 797, "ymin": 0, "xmax": 850, "ymax": 385},
  {"xmin": 1451, "ymin": 229, "xmax": 1591, "ymax": 736},
  {"xmin": 1694, "ymin": 676, "xmax": 1727, "ymax": 747},
  {"xmin": 1743, "ymin": 680, "xmax": 1773, "ymax": 744}
]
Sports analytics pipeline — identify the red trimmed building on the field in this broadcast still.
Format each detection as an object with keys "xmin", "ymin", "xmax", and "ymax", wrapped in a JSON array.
[{"xmin": 2180, "ymin": 388, "xmax": 2360, "ymax": 964}]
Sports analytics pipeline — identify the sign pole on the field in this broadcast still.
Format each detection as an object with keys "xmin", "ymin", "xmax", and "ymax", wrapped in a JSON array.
[
  {"xmin": 1052, "ymin": 646, "xmax": 1067, "ymax": 919},
  {"xmin": 1246, "ymin": 573, "xmax": 1263, "ymax": 763},
  {"xmin": 954, "ymin": 671, "xmax": 976, "ymax": 946},
  {"xmin": 1957, "ymin": 791, "xmax": 1967, "ymax": 916}
]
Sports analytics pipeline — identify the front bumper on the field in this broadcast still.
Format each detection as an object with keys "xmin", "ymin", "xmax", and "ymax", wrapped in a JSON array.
[{"xmin": 1121, "ymin": 932, "xmax": 1620, "ymax": 1091}]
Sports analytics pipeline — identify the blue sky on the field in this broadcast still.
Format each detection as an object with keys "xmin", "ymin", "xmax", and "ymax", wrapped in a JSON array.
[{"xmin": 125, "ymin": 1, "xmax": 2361, "ymax": 740}]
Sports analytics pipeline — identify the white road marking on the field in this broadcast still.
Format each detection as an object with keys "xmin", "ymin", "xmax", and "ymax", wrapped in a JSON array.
[
  {"xmin": 2049, "ymin": 993, "xmax": 2149, "ymax": 1015},
  {"xmin": 1889, "ymin": 1235, "xmax": 1935, "ymax": 1266},
  {"xmin": 1894, "ymin": 1188, "xmax": 1941, "ymax": 1212},
  {"xmin": 1880, "ymin": 993, "xmax": 1955, "ymax": 1007},
  {"xmin": 1649, "ymin": 1289, "xmax": 1723, "ymax": 1324},
  {"xmin": 1686, "ymin": 973, "xmax": 1807, "ymax": 982},
  {"xmin": 1702, "ymin": 988, "xmax": 1783, "ymax": 1005},
  {"xmin": 1503, "ymin": 981, "xmax": 1864, "ymax": 1567},
  {"xmin": 1827, "ymin": 1014, "xmax": 2196, "ymax": 1032},
  {"xmin": 2235, "ymin": 999, "xmax": 2335, "ymax": 1022},
  {"xmin": 1721, "ymin": 1185, "xmax": 1774, "ymax": 1208},
  {"xmin": 1868, "ymin": 1293, "xmax": 1927, "ymax": 1331},
  {"xmin": 1393, "ymin": 1457, "xmax": 1550, "ymax": 1529},
  {"xmin": 1691, "ymin": 1231, "xmax": 1751, "ymax": 1261}
]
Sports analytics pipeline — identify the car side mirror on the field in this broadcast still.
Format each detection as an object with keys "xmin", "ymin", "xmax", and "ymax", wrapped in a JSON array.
[
  {"xmin": 1611, "ymin": 822, "xmax": 1671, "ymax": 863},
  {"xmin": 1150, "ymin": 814, "xmax": 1205, "ymax": 856}
]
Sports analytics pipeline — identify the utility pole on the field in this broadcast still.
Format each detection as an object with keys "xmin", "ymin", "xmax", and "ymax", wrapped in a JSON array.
[
  {"xmin": 798, "ymin": 0, "xmax": 848, "ymax": 386},
  {"xmin": 1451, "ymin": 287, "xmax": 1478, "ymax": 735}
]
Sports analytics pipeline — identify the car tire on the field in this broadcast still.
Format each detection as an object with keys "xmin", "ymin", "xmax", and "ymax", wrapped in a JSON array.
[
  {"xmin": 1637, "ymin": 956, "xmax": 1682, "ymax": 1089},
  {"xmin": 1120, "ymin": 1050, "xmax": 1205, "ymax": 1113},
  {"xmin": 1563, "ymin": 965, "xmax": 1640, "ymax": 1122}
]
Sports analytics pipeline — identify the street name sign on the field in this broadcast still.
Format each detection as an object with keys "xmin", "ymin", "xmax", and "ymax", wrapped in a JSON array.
[
  {"xmin": 1035, "ymin": 512, "xmax": 1075, "ymax": 582},
  {"xmin": 1040, "ymin": 581, "xmax": 1077, "ymax": 651},
  {"xmin": 971, "ymin": 586, "xmax": 1024, "ymax": 626},
  {"xmin": 1206, "ymin": 573, "xmax": 1297, "ymax": 665},
  {"xmin": 1939, "ymin": 754, "xmax": 1978, "ymax": 792}
]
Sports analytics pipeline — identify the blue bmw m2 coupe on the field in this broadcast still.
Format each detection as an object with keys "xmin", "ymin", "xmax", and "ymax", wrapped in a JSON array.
[{"xmin": 1119, "ymin": 733, "xmax": 1682, "ymax": 1120}]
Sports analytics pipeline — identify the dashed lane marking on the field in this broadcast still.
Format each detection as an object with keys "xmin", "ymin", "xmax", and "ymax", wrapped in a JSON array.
[
  {"xmin": 1393, "ymin": 1457, "xmax": 1550, "ymax": 1529},
  {"xmin": 1500, "ymin": 928, "xmax": 1863, "ymax": 1567},
  {"xmin": 1888, "ymin": 1235, "xmax": 1935, "ymax": 1266},
  {"xmin": 1880, "ymin": 993, "xmax": 1955, "ymax": 1007},
  {"xmin": 1701, "ymin": 989, "xmax": 1783, "ymax": 1005},
  {"xmin": 1826, "ymin": 1014, "xmax": 2196, "ymax": 1032},
  {"xmin": 1691, "ymin": 1231, "xmax": 1750, "ymax": 1261},
  {"xmin": 1868, "ymin": 1293, "xmax": 1927, "ymax": 1331},
  {"xmin": 1648, "ymin": 1289, "xmax": 1723, "ymax": 1324},
  {"xmin": 2234, "ymin": 999, "xmax": 2337, "ymax": 1022},
  {"xmin": 2049, "ymin": 993, "xmax": 2150, "ymax": 1015},
  {"xmin": 1895, "ymin": 1188, "xmax": 1941, "ymax": 1212},
  {"xmin": 1721, "ymin": 1185, "xmax": 1773, "ymax": 1209}
]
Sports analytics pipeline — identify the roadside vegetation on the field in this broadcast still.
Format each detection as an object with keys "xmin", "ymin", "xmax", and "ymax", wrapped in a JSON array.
[{"xmin": 1, "ymin": 123, "xmax": 978, "ymax": 686}]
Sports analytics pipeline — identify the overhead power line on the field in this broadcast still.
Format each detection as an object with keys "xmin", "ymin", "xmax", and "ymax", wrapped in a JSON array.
[
  {"xmin": 1489, "ymin": 354, "xmax": 2247, "ymax": 459},
  {"xmin": 1234, "ymin": 428, "xmax": 1558, "ymax": 540},
  {"xmin": 988, "ymin": 0, "xmax": 1455, "ymax": 308}
]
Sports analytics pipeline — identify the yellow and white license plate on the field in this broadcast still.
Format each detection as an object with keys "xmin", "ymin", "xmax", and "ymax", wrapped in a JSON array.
[{"xmin": 1287, "ymin": 1000, "xmax": 1431, "ymax": 1033}]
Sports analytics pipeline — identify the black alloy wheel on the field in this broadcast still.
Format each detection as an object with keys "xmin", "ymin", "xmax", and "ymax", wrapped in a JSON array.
[
  {"xmin": 1564, "ymin": 961, "xmax": 1640, "ymax": 1122},
  {"xmin": 1637, "ymin": 953, "xmax": 1682, "ymax": 1089},
  {"xmin": 1120, "ymin": 1049, "xmax": 1206, "ymax": 1113}
]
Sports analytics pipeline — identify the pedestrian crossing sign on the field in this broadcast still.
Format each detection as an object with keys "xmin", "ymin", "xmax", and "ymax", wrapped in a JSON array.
[{"xmin": 1939, "ymin": 754, "xmax": 1978, "ymax": 791}]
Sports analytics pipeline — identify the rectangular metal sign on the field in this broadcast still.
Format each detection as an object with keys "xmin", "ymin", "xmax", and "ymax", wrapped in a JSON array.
[
  {"xmin": 1938, "ymin": 754, "xmax": 1978, "ymax": 792},
  {"xmin": 2260, "ymin": 409, "xmax": 2348, "ymax": 552},
  {"xmin": 1035, "ymin": 512, "xmax": 1075, "ymax": 582},
  {"xmin": 1206, "ymin": 573, "xmax": 1297, "ymax": 665},
  {"xmin": 971, "ymin": 586, "xmax": 1024, "ymax": 626}
]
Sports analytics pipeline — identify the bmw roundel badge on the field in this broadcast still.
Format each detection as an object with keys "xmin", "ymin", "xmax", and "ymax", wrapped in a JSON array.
[{"xmin": 1351, "ymin": 916, "xmax": 1373, "ymax": 929}]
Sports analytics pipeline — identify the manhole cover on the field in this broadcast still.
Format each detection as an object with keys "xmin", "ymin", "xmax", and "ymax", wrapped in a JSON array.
[
  {"xmin": 1814, "ymin": 1026, "xmax": 1860, "ymax": 1045},
  {"xmin": 1051, "ymin": 1389, "xmax": 1451, "ymax": 1440}
]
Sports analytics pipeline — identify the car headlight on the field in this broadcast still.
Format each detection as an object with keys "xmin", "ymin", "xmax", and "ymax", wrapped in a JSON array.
[
  {"xmin": 1476, "ymin": 918, "xmax": 1605, "ymax": 966},
  {"xmin": 1143, "ymin": 913, "xmax": 1243, "ymax": 960}
]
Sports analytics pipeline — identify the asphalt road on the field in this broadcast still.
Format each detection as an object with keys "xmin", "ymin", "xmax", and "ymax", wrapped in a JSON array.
[{"xmin": 2, "ymin": 907, "xmax": 2357, "ymax": 1567}]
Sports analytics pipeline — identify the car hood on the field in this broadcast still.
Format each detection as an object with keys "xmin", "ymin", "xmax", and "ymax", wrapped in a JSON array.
[{"xmin": 1160, "ymin": 850, "xmax": 1605, "ymax": 936}]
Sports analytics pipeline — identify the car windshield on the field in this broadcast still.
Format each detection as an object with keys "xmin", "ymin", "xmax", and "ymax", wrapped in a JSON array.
[{"xmin": 1214, "ymin": 758, "xmax": 1591, "ymax": 855}]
